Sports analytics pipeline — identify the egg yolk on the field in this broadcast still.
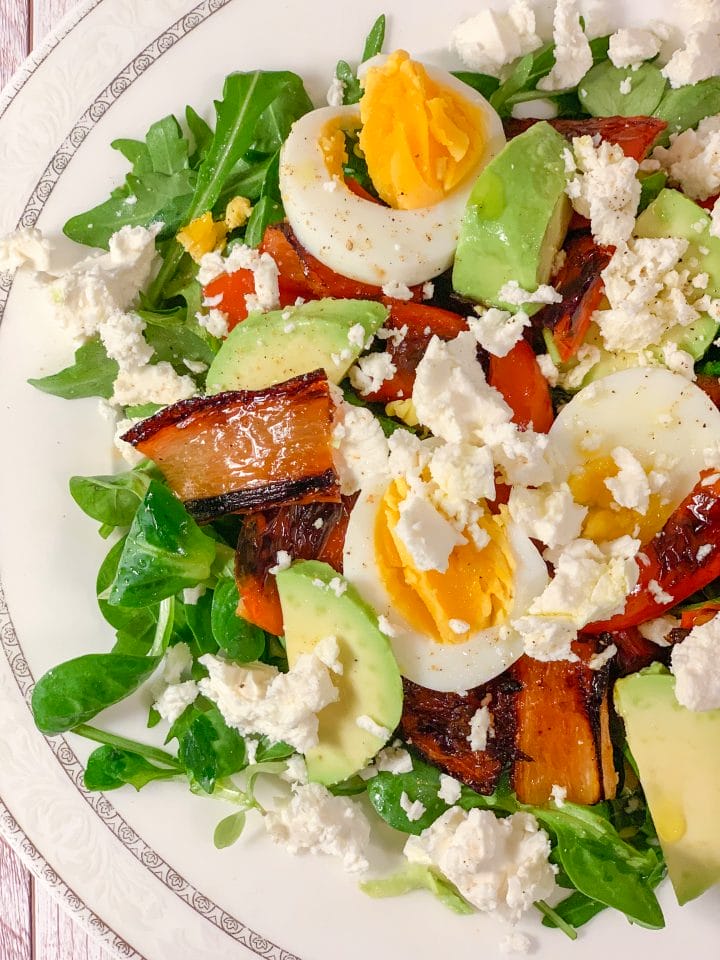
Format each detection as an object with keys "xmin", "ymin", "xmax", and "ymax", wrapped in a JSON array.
[
  {"xmin": 375, "ymin": 479, "xmax": 514, "ymax": 644},
  {"xmin": 568, "ymin": 455, "xmax": 673, "ymax": 543},
  {"xmin": 359, "ymin": 50, "xmax": 485, "ymax": 210}
]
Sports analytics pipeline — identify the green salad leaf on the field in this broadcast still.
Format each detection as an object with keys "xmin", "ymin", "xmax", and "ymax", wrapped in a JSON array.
[
  {"xmin": 579, "ymin": 60, "xmax": 666, "ymax": 118},
  {"xmin": 362, "ymin": 865, "xmax": 473, "ymax": 915},
  {"xmin": 453, "ymin": 71, "xmax": 500, "ymax": 99},
  {"xmin": 84, "ymin": 744, "xmax": 179, "ymax": 791},
  {"xmin": 211, "ymin": 578, "xmax": 266, "ymax": 662},
  {"xmin": 336, "ymin": 14, "xmax": 387, "ymax": 105},
  {"xmin": 173, "ymin": 700, "xmax": 248, "ymax": 793},
  {"xmin": 28, "ymin": 339, "xmax": 118, "ymax": 400},
  {"xmin": 654, "ymin": 76, "xmax": 720, "ymax": 143},
  {"xmin": 70, "ymin": 468, "xmax": 152, "ymax": 529}
]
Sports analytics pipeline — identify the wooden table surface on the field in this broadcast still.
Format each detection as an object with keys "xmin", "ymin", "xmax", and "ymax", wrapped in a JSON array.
[{"xmin": 1, "ymin": 6, "xmax": 114, "ymax": 958}]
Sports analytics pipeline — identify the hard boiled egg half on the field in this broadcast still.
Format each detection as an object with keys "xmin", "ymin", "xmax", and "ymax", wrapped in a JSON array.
[
  {"xmin": 279, "ymin": 50, "xmax": 506, "ymax": 286},
  {"xmin": 343, "ymin": 482, "xmax": 548, "ymax": 693},
  {"xmin": 546, "ymin": 367, "xmax": 720, "ymax": 544}
]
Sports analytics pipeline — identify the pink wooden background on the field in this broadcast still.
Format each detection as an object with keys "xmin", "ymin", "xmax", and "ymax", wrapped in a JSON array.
[{"xmin": 1, "ymin": 3, "xmax": 113, "ymax": 957}]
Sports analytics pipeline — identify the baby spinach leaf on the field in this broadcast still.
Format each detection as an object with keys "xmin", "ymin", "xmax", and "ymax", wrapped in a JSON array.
[
  {"xmin": 361, "ymin": 864, "xmax": 473, "ymax": 915},
  {"xmin": 214, "ymin": 810, "xmax": 247, "ymax": 849},
  {"xmin": 84, "ymin": 745, "xmax": 178, "ymax": 792},
  {"xmin": 252, "ymin": 74, "xmax": 313, "ymax": 154},
  {"xmin": 654, "ymin": 77, "xmax": 720, "ymax": 144},
  {"xmin": 366, "ymin": 758, "xmax": 448, "ymax": 834},
  {"xmin": 28, "ymin": 339, "xmax": 118, "ymax": 400},
  {"xmin": 176, "ymin": 703, "xmax": 248, "ymax": 793},
  {"xmin": 109, "ymin": 481, "xmax": 217, "ymax": 608},
  {"xmin": 579, "ymin": 61, "xmax": 666, "ymax": 118},
  {"xmin": 453, "ymin": 71, "xmax": 500, "ymax": 99},
  {"xmin": 211, "ymin": 578, "xmax": 266, "ymax": 662},
  {"xmin": 69, "ymin": 469, "xmax": 151, "ymax": 528},
  {"xmin": 336, "ymin": 14, "xmax": 387, "ymax": 105},
  {"xmin": 32, "ymin": 654, "xmax": 160, "ymax": 734}
]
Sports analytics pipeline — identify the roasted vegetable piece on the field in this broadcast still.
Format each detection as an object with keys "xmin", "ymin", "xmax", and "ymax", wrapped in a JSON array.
[
  {"xmin": 203, "ymin": 266, "xmax": 298, "ymax": 332},
  {"xmin": 123, "ymin": 370, "xmax": 340, "ymax": 522},
  {"xmin": 236, "ymin": 497, "xmax": 355, "ymax": 635},
  {"xmin": 586, "ymin": 470, "xmax": 720, "ymax": 633},
  {"xmin": 680, "ymin": 601, "xmax": 720, "ymax": 629},
  {"xmin": 361, "ymin": 301, "xmax": 468, "ymax": 403},
  {"xmin": 696, "ymin": 373, "xmax": 720, "ymax": 411},
  {"xmin": 510, "ymin": 648, "xmax": 617, "ymax": 806},
  {"xmin": 538, "ymin": 231, "xmax": 613, "ymax": 362},
  {"xmin": 504, "ymin": 116, "xmax": 667, "ymax": 162},
  {"xmin": 399, "ymin": 676, "xmax": 518, "ymax": 795},
  {"xmin": 604, "ymin": 627, "xmax": 670, "ymax": 676},
  {"xmin": 487, "ymin": 338, "xmax": 555, "ymax": 432}
]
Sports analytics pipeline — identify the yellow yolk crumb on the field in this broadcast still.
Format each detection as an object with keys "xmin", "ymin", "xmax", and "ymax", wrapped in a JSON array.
[
  {"xmin": 225, "ymin": 196, "xmax": 253, "ymax": 231},
  {"xmin": 385, "ymin": 399, "xmax": 419, "ymax": 426},
  {"xmin": 569, "ymin": 454, "xmax": 673, "ymax": 543},
  {"xmin": 375, "ymin": 479, "xmax": 514, "ymax": 644},
  {"xmin": 177, "ymin": 212, "xmax": 228, "ymax": 262},
  {"xmin": 359, "ymin": 50, "xmax": 485, "ymax": 210}
]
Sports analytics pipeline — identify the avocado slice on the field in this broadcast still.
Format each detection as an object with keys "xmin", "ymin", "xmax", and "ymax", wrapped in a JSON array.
[
  {"xmin": 276, "ymin": 559, "xmax": 403, "ymax": 785},
  {"xmin": 206, "ymin": 298, "xmax": 388, "ymax": 393},
  {"xmin": 452, "ymin": 122, "xmax": 571, "ymax": 312},
  {"xmin": 615, "ymin": 665, "xmax": 720, "ymax": 905}
]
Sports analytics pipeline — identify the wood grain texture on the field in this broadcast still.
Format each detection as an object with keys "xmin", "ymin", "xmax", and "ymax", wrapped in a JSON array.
[
  {"xmin": 0, "ymin": 839, "xmax": 32, "ymax": 960},
  {"xmin": 32, "ymin": 0, "xmax": 78, "ymax": 48},
  {"xmin": 34, "ymin": 884, "xmax": 111, "ymax": 960},
  {"xmin": 0, "ymin": 0, "xmax": 29, "ymax": 89}
]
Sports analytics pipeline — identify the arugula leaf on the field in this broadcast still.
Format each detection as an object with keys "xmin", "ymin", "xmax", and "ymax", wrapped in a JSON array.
[
  {"xmin": 252, "ymin": 74, "xmax": 313, "ymax": 154},
  {"xmin": 32, "ymin": 654, "xmax": 160, "ymax": 734},
  {"xmin": 211, "ymin": 578, "xmax": 266, "ymax": 662},
  {"xmin": 336, "ymin": 14, "xmax": 387, "ymax": 105},
  {"xmin": 362, "ymin": 13, "xmax": 386, "ymax": 61},
  {"xmin": 139, "ymin": 304, "xmax": 218, "ymax": 373},
  {"xmin": 186, "ymin": 105, "xmax": 213, "ymax": 167},
  {"xmin": 69, "ymin": 468, "xmax": 152, "ymax": 528},
  {"xmin": 28, "ymin": 339, "xmax": 118, "ymax": 400},
  {"xmin": 109, "ymin": 481, "xmax": 217, "ymax": 607},
  {"xmin": 362, "ymin": 865, "xmax": 473, "ymax": 915},
  {"xmin": 579, "ymin": 61, "xmax": 666, "ymax": 118},
  {"xmin": 244, "ymin": 152, "xmax": 284, "ymax": 247},
  {"xmin": 64, "ymin": 116, "xmax": 196, "ymax": 249},
  {"xmin": 654, "ymin": 77, "xmax": 720, "ymax": 144},
  {"xmin": 84, "ymin": 744, "xmax": 179, "ymax": 791}
]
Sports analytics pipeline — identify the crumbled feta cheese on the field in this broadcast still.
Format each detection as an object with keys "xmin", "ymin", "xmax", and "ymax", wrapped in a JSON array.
[
  {"xmin": 313, "ymin": 517, "xmax": 324, "ymax": 530},
  {"xmin": 499, "ymin": 931, "xmax": 532, "ymax": 955},
  {"xmin": 111, "ymin": 363, "xmax": 195, "ymax": 407},
  {"xmin": 588, "ymin": 643, "xmax": 618, "ymax": 670},
  {"xmin": 648, "ymin": 579, "xmax": 674, "ymax": 605},
  {"xmin": 183, "ymin": 357, "xmax": 208, "ymax": 374},
  {"xmin": 313, "ymin": 635, "xmax": 343, "ymax": 675},
  {"xmin": 479, "ymin": 421, "xmax": 553, "ymax": 487},
  {"xmin": 559, "ymin": 343, "xmax": 601, "ymax": 391},
  {"xmin": 326, "ymin": 75, "xmax": 345, "ymax": 107},
  {"xmin": 711, "ymin": 198, "xmax": 720, "ymax": 239},
  {"xmin": 394, "ymin": 489, "xmax": 468, "ymax": 573},
  {"xmin": 661, "ymin": 3, "xmax": 720, "ymax": 89},
  {"xmin": 422, "ymin": 281, "xmax": 435, "ymax": 300},
  {"xmin": 382, "ymin": 280, "xmax": 414, "ymax": 301},
  {"xmin": 449, "ymin": 619, "xmax": 470, "ymax": 635},
  {"xmin": 347, "ymin": 323, "xmax": 367, "ymax": 349},
  {"xmin": 697, "ymin": 543, "xmax": 713, "ymax": 562},
  {"xmin": 349, "ymin": 352, "xmax": 397, "ymax": 395},
  {"xmin": 281, "ymin": 754, "xmax": 308, "ymax": 784},
  {"xmin": 404, "ymin": 808, "xmax": 557, "ymax": 922},
  {"xmin": 619, "ymin": 77, "xmax": 633, "ymax": 95},
  {"xmin": 400, "ymin": 791, "xmax": 427, "ymax": 822},
  {"xmin": 322, "ymin": 179, "xmax": 339, "ymax": 193},
  {"xmin": 652, "ymin": 115, "xmax": 720, "ymax": 199},
  {"xmin": 638, "ymin": 615, "xmax": 678, "ymax": 646},
  {"xmin": 377, "ymin": 615, "xmax": 398, "ymax": 637},
  {"xmin": 331, "ymin": 401, "xmax": 389, "ymax": 495},
  {"xmin": 0, "ymin": 226, "xmax": 52, "ymax": 272},
  {"xmin": 198, "ymin": 652, "xmax": 338, "ymax": 753},
  {"xmin": 203, "ymin": 292, "xmax": 224, "ymax": 308},
  {"xmin": 197, "ymin": 306, "xmax": 230, "ymax": 338},
  {"xmin": 537, "ymin": 353, "xmax": 560, "ymax": 387},
  {"xmin": 356, "ymin": 715, "xmax": 391, "ymax": 741},
  {"xmin": 605, "ymin": 447, "xmax": 651, "ymax": 514},
  {"xmin": 468, "ymin": 705, "xmax": 493, "ymax": 751},
  {"xmin": 497, "ymin": 281, "xmax": 562, "ymax": 307},
  {"xmin": 513, "ymin": 615, "xmax": 579, "ymax": 662},
  {"xmin": 608, "ymin": 27, "xmax": 663, "ymax": 69},
  {"xmin": 327, "ymin": 577, "xmax": 348, "ymax": 598},
  {"xmin": 662, "ymin": 341, "xmax": 697, "ymax": 380},
  {"xmin": 565, "ymin": 136, "xmax": 641, "ymax": 246},
  {"xmin": 438, "ymin": 774, "xmax": 462, "ymax": 805},
  {"xmin": 550, "ymin": 783, "xmax": 567, "ymax": 807},
  {"xmin": 468, "ymin": 308, "xmax": 531, "ymax": 357},
  {"xmin": 371, "ymin": 744, "xmax": 414, "ymax": 776},
  {"xmin": 269, "ymin": 550, "xmax": 292, "ymax": 574},
  {"xmin": 450, "ymin": 0, "xmax": 541, "ymax": 77},
  {"xmin": 154, "ymin": 680, "xmax": 199, "ymax": 724},
  {"xmin": 428, "ymin": 441, "xmax": 496, "ymax": 521},
  {"xmin": 113, "ymin": 416, "xmax": 144, "ymax": 466},
  {"xmin": 537, "ymin": 0, "xmax": 592, "ymax": 92},
  {"xmin": 508, "ymin": 483, "xmax": 587, "ymax": 549},
  {"xmin": 265, "ymin": 782, "xmax": 371, "ymax": 873},
  {"xmin": 671, "ymin": 615, "xmax": 720, "ymax": 710}
]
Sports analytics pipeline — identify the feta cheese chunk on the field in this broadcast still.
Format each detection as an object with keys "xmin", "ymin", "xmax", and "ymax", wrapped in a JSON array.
[
  {"xmin": 394, "ymin": 489, "xmax": 468, "ymax": 573},
  {"xmin": 0, "ymin": 226, "xmax": 52, "ymax": 272},
  {"xmin": 198, "ymin": 652, "xmax": 338, "ymax": 753},
  {"xmin": 265, "ymin": 782, "xmax": 371, "ymax": 873},
  {"xmin": 671, "ymin": 615, "xmax": 720, "ymax": 710},
  {"xmin": 404, "ymin": 808, "xmax": 557, "ymax": 922},
  {"xmin": 349, "ymin": 352, "xmax": 397, "ymax": 396},
  {"xmin": 326, "ymin": 75, "xmax": 345, "ymax": 107},
  {"xmin": 400, "ymin": 792, "xmax": 427, "ymax": 822},
  {"xmin": 661, "ymin": 3, "xmax": 720, "ymax": 88},
  {"xmin": 438, "ymin": 774, "xmax": 462, "ymax": 805},
  {"xmin": 468, "ymin": 308, "xmax": 531, "ymax": 358},
  {"xmin": 608, "ymin": 28, "xmax": 663, "ymax": 69},
  {"xmin": 565, "ymin": 136, "xmax": 641, "ymax": 247},
  {"xmin": 537, "ymin": 0, "xmax": 593, "ymax": 92},
  {"xmin": 652, "ymin": 116, "xmax": 720, "ymax": 200},
  {"xmin": 450, "ymin": 0, "xmax": 541, "ymax": 77},
  {"xmin": 496, "ymin": 281, "xmax": 562, "ymax": 307},
  {"xmin": 605, "ymin": 447, "xmax": 651, "ymax": 514},
  {"xmin": 332, "ymin": 401, "xmax": 390, "ymax": 495},
  {"xmin": 154, "ymin": 680, "xmax": 199, "ymax": 724},
  {"xmin": 467, "ymin": 705, "xmax": 493, "ymax": 751},
  {"xmin": 508, "ymin": 483, "xmax": 587, "ymax": 549}
]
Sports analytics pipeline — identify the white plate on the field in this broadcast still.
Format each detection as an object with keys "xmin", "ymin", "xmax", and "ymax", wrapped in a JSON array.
[{"xmin": 1, "ymin": 1, "xmax": 718, "ymax": 958}]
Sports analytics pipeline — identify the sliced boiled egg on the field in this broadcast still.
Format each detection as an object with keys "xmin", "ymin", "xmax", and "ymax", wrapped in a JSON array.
[
  {"xmin": 279, "ymin": 51, "xmax": 505, "ymax": 286},
  {"xmin": 546, "ymin": 367, "xmax": 720, "ymax": 544},
  {"xmin": 343, "ymin": 482, "xmax": 548, "ymax": 693}
]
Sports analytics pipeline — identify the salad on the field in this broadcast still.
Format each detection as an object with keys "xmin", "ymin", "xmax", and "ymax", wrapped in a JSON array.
[{"xmin": 5, "ymin": 0, "xmax": 720, "ymax": 949}]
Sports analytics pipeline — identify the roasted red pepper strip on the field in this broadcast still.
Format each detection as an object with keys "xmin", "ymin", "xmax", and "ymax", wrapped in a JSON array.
[
  {"xmin": 680, "ymin": 601, "xmax": 720, "ymax": 630},
  {"xmin": 504, "ymin": 116, "xmax": 668, "ymax": 162},
  {"xmin": 203, "ymin": 267, "xmax": 299, "ymax": 332},
  {"xmin": 586, "ymin": 470, "xmax": 720, "ymax": 633},
  {"xmin": 123, "ymin": 370, "xmax": 341, "ymax": 521},
  {"xmin": 487, "ymin": 339, "xmax": 555, "ymax": 432},
  {"xmin": 538, "ymin": 231, "xmax": 613, "ymax": 362},
  {"xmin": 361, "ymin": 301, "xmax": 468, "ymax": 403}
]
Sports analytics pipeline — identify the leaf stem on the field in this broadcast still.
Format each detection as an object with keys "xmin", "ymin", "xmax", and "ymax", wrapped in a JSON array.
[
  {"xmin": 73, "ymin": 724, "xmax": 183, "ymax": 770},
  {"xmin": 534, "ymin": 900, "xmax": 578, "ymax": 941}
]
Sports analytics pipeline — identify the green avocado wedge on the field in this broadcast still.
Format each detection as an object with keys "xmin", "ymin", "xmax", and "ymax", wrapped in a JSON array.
[
  {"xmin": 276, "ymin": 560, "xmax": 403, "ymax": 786},
  {"xmin": 205, "ymin": 298, "xmax": 388, "ymax": 393},
  {"xmin": 615, "ymin": 665, "xmax": 720, "ymax": 906},
  {"xmin": 452, "ymin": 121, "xmax": 571, "ymax": 312}
]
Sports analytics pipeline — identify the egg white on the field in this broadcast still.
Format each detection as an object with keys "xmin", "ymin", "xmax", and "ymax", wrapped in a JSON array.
[
  {"xmin": 546, "ymin": 367, "xmax": 720, "ymax": 512},
  {"xmin": 343, "ymin": 483, "xmax": 549, "ymax": 693},
  {"xmin": 278, "ymin": 62, "xmax": 506, "ymax": 287}
]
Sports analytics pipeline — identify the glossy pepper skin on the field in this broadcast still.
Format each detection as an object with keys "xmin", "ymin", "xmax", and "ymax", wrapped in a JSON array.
[{"xmin": 586, "ymin": 470, "xmax": 720, "ymax": 633}]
